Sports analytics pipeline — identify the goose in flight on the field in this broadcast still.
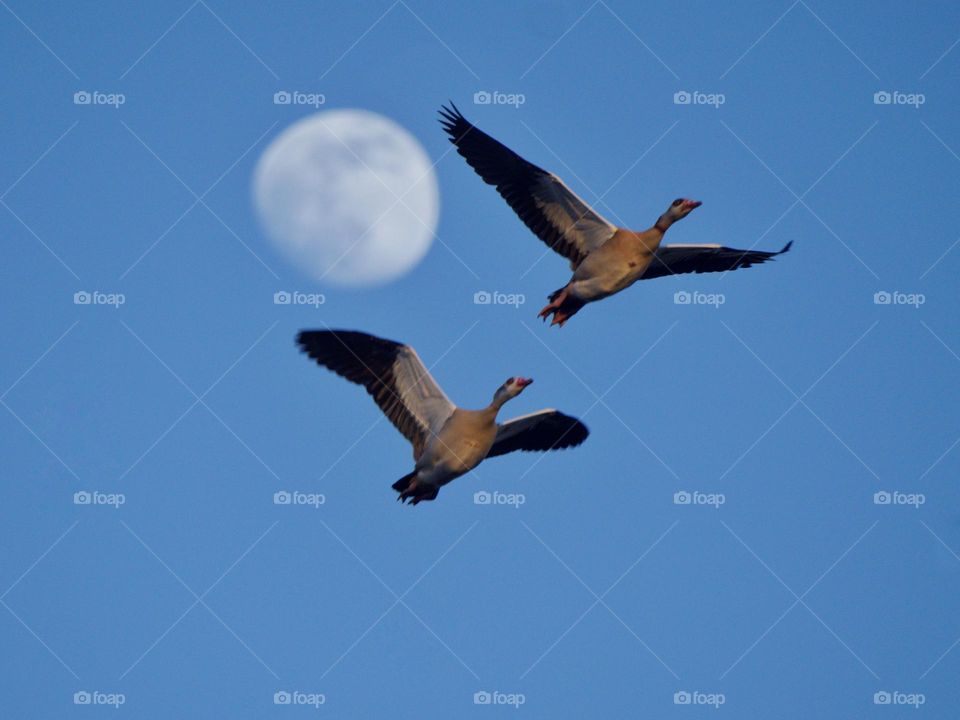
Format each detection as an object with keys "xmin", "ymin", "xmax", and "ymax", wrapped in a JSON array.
[
  {"xmin": 296, "ymin": 330, "xmax": 589, "ymax": 505},
  {"xmin": 439, "ymin": 104, "xmax": 792, "ymax": 327}
]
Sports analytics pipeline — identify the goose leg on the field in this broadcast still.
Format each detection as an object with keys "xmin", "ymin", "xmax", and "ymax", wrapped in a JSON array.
[{"xmin": 538, "ymin": 287, "xmax": 569, "ymax": 322}]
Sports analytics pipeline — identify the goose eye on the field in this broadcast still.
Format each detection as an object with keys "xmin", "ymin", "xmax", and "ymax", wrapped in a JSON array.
[{"xmin": 672, "ymin": 198, "xmax": 683, "ymax": 207}]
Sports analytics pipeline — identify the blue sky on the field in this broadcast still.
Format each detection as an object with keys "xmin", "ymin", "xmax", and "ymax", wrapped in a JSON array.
[{"xmin": 2, "ymin": 0, "xmax": 960, "ymax": 716}]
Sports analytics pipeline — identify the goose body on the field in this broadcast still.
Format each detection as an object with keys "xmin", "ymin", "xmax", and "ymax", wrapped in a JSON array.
[
  {"xmin": 297, "ymin": 330, "xmax": 589, "ymax": 504},
  {"xmin": 440, "ymin": 104, "xmax": 791, "ymax": 326}
]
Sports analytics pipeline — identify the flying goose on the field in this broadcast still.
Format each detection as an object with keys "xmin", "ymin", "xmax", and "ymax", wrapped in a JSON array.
[
  {"xmin": 439, "ymin": 104, "xmax": 792, "ymax": 327},
  {"xmin": 296, "ymin": 330, "xmax": 589, "ymax": 505}
]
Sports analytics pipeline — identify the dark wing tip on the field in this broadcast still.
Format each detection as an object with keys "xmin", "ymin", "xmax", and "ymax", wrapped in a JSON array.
[
  {"xmin": 438, "ymin": 102, "xmax": 469, "ymax": 140},
  {"xmin": 559, "ymin": 414, "xmax": 590, "ymax": 449},
  {"xmin": 295, "ymin": 329, "xmax": 405, "ymax": 364},
  {"xmin": 779, "ymin": 240, "xmax": 793, "ymax": 254}
]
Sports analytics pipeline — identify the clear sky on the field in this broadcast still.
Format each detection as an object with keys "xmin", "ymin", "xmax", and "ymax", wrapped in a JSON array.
[{"xmin": 2, "ymin": 1, "xmax": 959, "ymax": 717}]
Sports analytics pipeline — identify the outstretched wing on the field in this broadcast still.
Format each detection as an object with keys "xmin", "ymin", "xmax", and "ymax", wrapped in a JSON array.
[
  {"xmin": 439, "ymin": 103, "xmax": 616, "ymax": 269},
  {"xmin": 641, "ymin": 241, "xmax": 793, "ymax": 280},
  {"xmin": 296, "ymin": 330, "xmax": 455, "ymax": 460},
  {"xmin": 486, "ymin": 409, "xmax": 589, "ymax": 459}
]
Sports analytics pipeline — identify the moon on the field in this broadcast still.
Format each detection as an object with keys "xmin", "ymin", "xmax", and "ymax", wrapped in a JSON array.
[{"xmin": 253, "ymin": 109, "xmax": 439, "ymax": 286}]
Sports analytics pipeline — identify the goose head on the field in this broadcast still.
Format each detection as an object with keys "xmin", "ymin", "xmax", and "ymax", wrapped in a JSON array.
[
  {"xmin": 493, "ymin": 376, "xmax": 533, "ymax": 406},
  {"xmin": 666, "ymin": 197, "xmax": 702, "ymax": 221}
]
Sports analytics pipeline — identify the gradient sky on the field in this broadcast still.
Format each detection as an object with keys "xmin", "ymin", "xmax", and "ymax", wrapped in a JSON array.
[{"xmin": 2, "ymin": 1, "xmax": 960, "ymax": 717}]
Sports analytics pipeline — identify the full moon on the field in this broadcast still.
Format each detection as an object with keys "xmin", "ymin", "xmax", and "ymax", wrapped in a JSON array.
[{"xmin": 253, "ymin": 109, "xmax": 439, "ymax": 286}]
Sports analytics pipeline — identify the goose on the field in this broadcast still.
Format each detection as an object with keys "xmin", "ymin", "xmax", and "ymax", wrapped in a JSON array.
[
  {"xmin": 439, "ymin": 104, "xmax": 792, "ymax": 327},
  {"xmin": 296, "ymin": 330, "xmax": 589, "ymax": 505}
]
